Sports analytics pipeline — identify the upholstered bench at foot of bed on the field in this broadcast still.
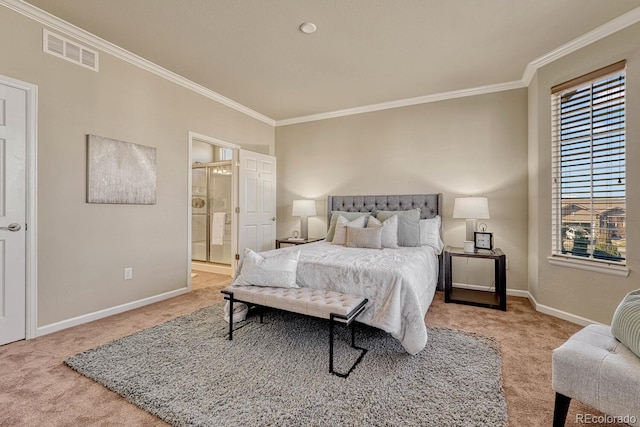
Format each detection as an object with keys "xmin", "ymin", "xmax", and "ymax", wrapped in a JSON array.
[{"xmin": 221, "ymin": 285, "xmax": 368, "ymax": 378}]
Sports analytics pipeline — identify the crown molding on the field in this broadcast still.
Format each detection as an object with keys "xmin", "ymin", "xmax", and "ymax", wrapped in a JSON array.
[
  {"xmin": 278, "ymin": 6, "xmax": 640, "ymax": 127},
  {"xmin": 276, "ymin": 80, "xmax": 525, "ymax": 127},
  {"xmin": 522, "ymin": 6, "xmax": 640, "ymax": 85},
  {"xmin": 3, "ymin": 0, "xmax": 639, "ymax": 128},
  {"xmin": 0, "ymin": 0, "xmax": 276, "ymax": 126}
]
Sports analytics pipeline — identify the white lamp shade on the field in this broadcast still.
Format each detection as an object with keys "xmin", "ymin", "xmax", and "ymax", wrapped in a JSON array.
[
  {"xmin": 453, "ymin": 197, "xmax": 490, "ymax": 219},
  {"xmin": 292, "ymin": 199, "xmax": 317, "ymax": 217}
]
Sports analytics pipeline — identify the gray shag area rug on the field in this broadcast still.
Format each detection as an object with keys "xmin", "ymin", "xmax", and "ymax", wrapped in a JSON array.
[{"xmin": 65, "ymin": 303, "xmax": 507, "ymax": 426}]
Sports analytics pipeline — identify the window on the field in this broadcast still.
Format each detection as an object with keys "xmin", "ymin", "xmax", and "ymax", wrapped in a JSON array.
[
  {"xmin": 551, "ymin": 61, "xmax": 626, "ymax": 266},
  {"xmin": 219, "ymin": 147, "xmax": 232, "ymax": 161}
]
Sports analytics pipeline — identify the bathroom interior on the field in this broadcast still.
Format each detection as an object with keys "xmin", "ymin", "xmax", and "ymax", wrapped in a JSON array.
[{"xmin": 191, "ymin": 140, "xmax": 233, "ymax": 277}]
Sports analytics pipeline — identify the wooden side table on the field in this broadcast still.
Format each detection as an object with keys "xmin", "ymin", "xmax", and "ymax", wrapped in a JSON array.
[
  {"xmin": 444, "ymin": 246, "xmax": 507, "ymax": 311},
  {"xmin": 275, "ymin": 237, "xmax": 324, "ymax": 249}
]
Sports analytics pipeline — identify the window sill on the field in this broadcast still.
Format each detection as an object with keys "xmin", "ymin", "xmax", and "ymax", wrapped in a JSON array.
[{"xmin": 547, "ymin": 255, "xmax": 629, "ymax": 277}]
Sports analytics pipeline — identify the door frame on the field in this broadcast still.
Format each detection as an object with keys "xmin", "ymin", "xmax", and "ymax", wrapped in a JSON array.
[
  {"xmin": 187, "ymin": 131, "xmax": 240, "ymax": 287},
  {"xmin": 0, "ymin": 74, "xmax": 38, "ymax": 340}
]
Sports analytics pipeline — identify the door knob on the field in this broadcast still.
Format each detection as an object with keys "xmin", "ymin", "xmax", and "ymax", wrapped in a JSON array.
[
  {"xmin": 271, "ymin": 217, "xmax": 276, "ymax": 221},
  {"xmin": 0, "ymin": 223, "xmax": 21, "ymax": 232}
]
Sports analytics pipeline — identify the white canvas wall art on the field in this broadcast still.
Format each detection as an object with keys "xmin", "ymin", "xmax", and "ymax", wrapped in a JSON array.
[{"xmin": 87, "ymin": 135, "xmax": 157, "ymax": 204}]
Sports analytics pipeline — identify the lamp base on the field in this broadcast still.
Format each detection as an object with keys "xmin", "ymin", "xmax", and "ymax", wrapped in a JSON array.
[
  {"xmin": 465, "ymin": 219, "xmax": 477, "ymax": 241},
  {"xmin": 300, "ymin": 216, "xmax": 309, "ymax": 240}
]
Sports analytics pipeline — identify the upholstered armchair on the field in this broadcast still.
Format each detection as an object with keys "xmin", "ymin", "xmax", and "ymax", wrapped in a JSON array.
[{"xmin": 552, "ymin": 290, "xmax": 640, "ymax": 427}]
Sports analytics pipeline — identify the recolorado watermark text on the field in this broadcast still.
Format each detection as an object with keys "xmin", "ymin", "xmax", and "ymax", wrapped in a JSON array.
[{"xmin": 576, "ymin": 414, "xmax": 637, "ymax": 424}]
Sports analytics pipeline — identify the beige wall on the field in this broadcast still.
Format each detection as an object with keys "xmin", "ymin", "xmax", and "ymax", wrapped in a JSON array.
[
  {"xmin": 0, "ymin": 6, "xmax": 274, "ymax": 326},
  {"xmin": 528, "ymin": 73, "xmax": 540, "ymax": 300},
  {"xmin": 5, "ymin": 2, "xmax": 635, "ymax": 329},
  {"xmin": 528, "ymin": 22, "xmax": 640, "ymax": 324},
  {"xmin": 276, "ymin": 89, "xmax": 529, "ymax": 291}
]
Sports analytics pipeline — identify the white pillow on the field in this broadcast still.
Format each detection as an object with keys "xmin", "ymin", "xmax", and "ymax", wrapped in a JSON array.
[
  {"xmin": 367, "ymin": 215, "xmax": 399, "ymax": 249},
  {"xmin": 332, "ymin": 215, "xmax": 366, "ymax": 245},
  {"xmin": 346, "ymin": 226, "xmax": 382, "ymax": 249},
  {"xmin": 419, "ymin": 215, "xmax": 444, "ymax": 254},
  {"xmin": 233, "ymin": 248, "xmax": 300, "ymax": 288}
]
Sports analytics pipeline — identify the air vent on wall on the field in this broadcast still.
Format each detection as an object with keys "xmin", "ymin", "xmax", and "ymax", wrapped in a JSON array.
[{"xmin": 43, "ymin": 29, "xmax": 99, "ymax": 72}]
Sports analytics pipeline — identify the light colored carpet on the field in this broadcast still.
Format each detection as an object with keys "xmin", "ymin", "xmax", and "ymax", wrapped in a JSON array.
[{"xmin": 65, "ymin": 303, "xmax": 507, "ymax": 426}]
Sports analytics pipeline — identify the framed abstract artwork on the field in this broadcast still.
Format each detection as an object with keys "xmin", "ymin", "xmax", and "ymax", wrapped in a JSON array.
[{"xmin": 86, "ymin": 134, "xmax": 157, "ymax": 204}]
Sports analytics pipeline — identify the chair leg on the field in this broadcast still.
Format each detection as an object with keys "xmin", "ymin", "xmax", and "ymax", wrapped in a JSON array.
[{"xmin": 553, "ymin": 392, "xmax": 571, "ymax": 427}]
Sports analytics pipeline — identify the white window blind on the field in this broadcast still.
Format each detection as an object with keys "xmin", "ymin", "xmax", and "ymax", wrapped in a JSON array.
[{"xmin": 551, "ymin": 61, "xmax": 626, "ymax": 265}]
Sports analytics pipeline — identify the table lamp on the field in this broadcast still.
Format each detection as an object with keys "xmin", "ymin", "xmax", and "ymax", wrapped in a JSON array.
[
  {"xmin": 292, "ymin": 199, "xmax": 317, "ymax": 240},
  {"xmin": 453, "ymin": 197, "xmax": 490, "ymax": 241}
]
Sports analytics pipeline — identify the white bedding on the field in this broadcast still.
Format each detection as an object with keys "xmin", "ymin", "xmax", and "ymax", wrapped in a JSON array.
[{"xmin": 263, "ymin": 241, "xmax": 439, "ymax": 354}]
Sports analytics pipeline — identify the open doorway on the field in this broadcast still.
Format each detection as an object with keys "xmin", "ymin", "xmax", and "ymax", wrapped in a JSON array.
[{"xmin": 188, "ymin": 132, "xmax": 239, "ymax": 286}]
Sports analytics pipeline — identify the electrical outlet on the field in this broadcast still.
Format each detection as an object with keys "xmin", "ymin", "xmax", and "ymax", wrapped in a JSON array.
[
  {"xmin": 506, "ymin": 259, "xmax": 509, "ymax": 270},
  {"xmin": 124, "ymin": 267, "xmax": 133, "ymax": 280}
]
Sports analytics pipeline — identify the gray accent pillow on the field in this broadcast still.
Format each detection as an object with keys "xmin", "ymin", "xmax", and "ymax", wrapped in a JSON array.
[
  {"xmin": 377, "ymin": 208, "xmax": 421, "ymax": 247},
  {"xmin": 367, "ymin": 215, "xmax": 399, "ymax": 249},
  {"xmin": 346, "ymin": 226, "xmax": 382, "ymax": 249},
  {"xmin": 326, "ymin": 211, "xmax": 371, "ymax": 242},
  {"xmin": 611, "ymin": 289, "xmax": 640, "ymax": 358}
]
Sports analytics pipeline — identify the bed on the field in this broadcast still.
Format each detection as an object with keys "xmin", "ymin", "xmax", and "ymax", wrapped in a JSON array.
[
  {"xmin": 260, "ymin": 194, "xmax": 443, "ymax": 354},
  {"xmin": 327, "ymin": 193, "xmax": 443, "ymax": 290}
]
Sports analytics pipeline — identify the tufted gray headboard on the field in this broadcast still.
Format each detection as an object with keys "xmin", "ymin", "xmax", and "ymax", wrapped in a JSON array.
[
  {"xmin": 326, "ymin": 193, "xmax": 444, "ymax": 290},
  {"xmin": 326, "ymin": 194, "xmax": 441, "ymax": 223}
]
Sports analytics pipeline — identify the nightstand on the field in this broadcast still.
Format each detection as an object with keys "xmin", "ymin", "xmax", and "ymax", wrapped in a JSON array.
[
  {"xmin": 444, "ymin": 245, "xmax": 507, "ymax": 311},
  {"xmin": 275, "ymin": 237, "xmax": 324, "ymax": 249}
]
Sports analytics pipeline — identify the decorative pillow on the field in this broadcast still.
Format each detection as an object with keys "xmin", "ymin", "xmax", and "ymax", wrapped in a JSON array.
[
  {"xmin": 326, "ymin": 211, "xmax": 371, "ymax": 242},
  {"xmin": 376, "ymin": 208, "xmax": 420, "ymax": 247},
  {"xmin": 346, "ymin": 226, "xmax": 383, "ymax": 249},
  {"xmin": 420, "ymin": 215, "xmax": 444, "ymax": 254},
  {"xmin": 233, "ymin": 248, "xmax": 300, "ymax": 288},
  {"xmin": 367, "ymin": 215, "xmax": 399, "ymax": 249},
  {"xmin": 611, "ymin": 289, "xmax": 640, "ymax": 358},
  {"xmin": 332, "ymin": 215, "xmax": 367, "ymax": 245}
]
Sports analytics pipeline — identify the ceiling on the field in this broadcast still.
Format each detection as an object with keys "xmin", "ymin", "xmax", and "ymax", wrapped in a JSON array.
[{"xmin": 23, "ymin": 0, "xmax": 640, "ymax": 122}]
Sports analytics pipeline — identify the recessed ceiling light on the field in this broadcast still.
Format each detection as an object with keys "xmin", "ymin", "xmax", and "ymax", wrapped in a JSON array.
[{"xmin": 299, "ymin": 22, "xmax": 317, "ymax": 34}]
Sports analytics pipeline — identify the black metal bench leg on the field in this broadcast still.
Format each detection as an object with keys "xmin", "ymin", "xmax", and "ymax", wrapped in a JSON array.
[
  {"xmin": 329, "ymin": 315, "xmax": 367, "ymax": 378},
  {"xmin": 329, "ymin": 316, "xmax": 336, "ymax": 375},
  {"xmin": 228, "ymin": 294, "xmax": 234, "ymax": 340},
  {"xmin": 351, "ymin": 322, "xmax": 356, "ymax": 347},
  {"xmin": 553, "ymin": 392, "xmax": 571, "ymax": 427}
]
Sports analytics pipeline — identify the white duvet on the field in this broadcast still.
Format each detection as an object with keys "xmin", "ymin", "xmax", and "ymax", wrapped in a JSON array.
[{"xmin": 263, "ymin": 241, "xmax": 439, "ymax": 354}]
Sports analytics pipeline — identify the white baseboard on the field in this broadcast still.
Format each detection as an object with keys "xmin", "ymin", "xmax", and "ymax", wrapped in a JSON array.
[
  {"xmin": 36, "ymin": 287, "xmax": 190, "ymax": 337},
  {"xmin": 526, "ymin": 292, "xmax": 606, "ymax": 327},
  {"xmin": 35, "ymin": 282, "xmax": 604, "ymax": 337},
  {"xmin": 451, "ymin": 282, "xmax": 604, "ymax": 326}
]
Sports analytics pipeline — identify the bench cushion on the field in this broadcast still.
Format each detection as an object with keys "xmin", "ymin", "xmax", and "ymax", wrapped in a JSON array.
[
  {"xmin": 223, "ymin": 285, "xmax": 366, "ymax": 320},
  {"xmin": 552, "ymin": 324, "xmax": 640, "ymax": 425}
]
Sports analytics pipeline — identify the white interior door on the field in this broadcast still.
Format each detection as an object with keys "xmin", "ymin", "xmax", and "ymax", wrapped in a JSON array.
[
  {"xmin": 0, "ymin": 83, "xmax": 27, "ymax": 345},
  {"xmin": 237, "ymin": 150, "xmax": 276, "ymax": 266}
]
